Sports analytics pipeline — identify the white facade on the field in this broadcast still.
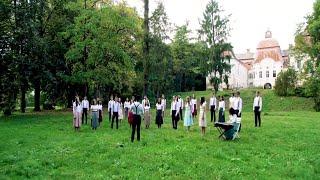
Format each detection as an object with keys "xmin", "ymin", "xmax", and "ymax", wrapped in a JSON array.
[
  {"xmin": 228, "ymin": 59, "xmax": 248, "ymax": 89},
  {"xmin": 206, "ymin": 30, "xmax": 298, "ymax": 90},
  {"xmin": 250, "ymin": 58, "xmax": 283, "ymax": 88}
]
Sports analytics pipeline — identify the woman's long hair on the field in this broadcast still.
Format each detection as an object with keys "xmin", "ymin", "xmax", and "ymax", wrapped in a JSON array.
[{"xmin": 200, "ymin": 97, "xmax": 205, "ymax": 105}]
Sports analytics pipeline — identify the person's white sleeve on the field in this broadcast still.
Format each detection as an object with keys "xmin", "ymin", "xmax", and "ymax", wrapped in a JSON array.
[{"xmin": 253, "ymin": 98, "xmax": 255, "ymax": 111}]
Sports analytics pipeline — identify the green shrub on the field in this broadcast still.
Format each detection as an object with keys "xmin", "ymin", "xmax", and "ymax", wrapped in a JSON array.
[{"xmin": 274, "ymin": 68, "xmax": 297, "ymax": 96}]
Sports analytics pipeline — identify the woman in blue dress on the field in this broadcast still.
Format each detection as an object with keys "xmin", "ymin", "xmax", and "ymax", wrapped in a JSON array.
[{"xmin": 184, "ymin": 96, "xmax": 193, "ymax": 131}]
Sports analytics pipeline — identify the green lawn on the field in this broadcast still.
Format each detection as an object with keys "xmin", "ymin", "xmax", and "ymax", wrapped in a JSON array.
[{"xmin": 0, "ymin": 90, "xmax": 319, "ymax": 179}]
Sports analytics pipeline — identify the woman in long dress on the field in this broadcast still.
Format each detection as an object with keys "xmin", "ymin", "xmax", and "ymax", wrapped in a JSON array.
[
  {"xmin": 155, "ymin": 98, "xmax": 163, "ymax": 128},
  {"xmin": 73, "ymin": 96, "xmax": 82, "ymax": 131},
  {"xmin": 191, "ymin": 94, "xmax": 197, "ymax": 118},
  {"xmin": 118, "ymin": 98, "xmax": 124, "ymax": 123},
  {"xmin": 218, "ymin": 96, "xmax": 225, "ymax": 122},
  {"xmin": 184, "ymin": 96, "xmax": 193, "ymax": 131},
  {"xmin": 144, "ymin": 100, "xmax": 151, "ymax": 129},
  {"xmin": 199, "ymin": 97, "xmax": 207, "ymax": 136},
  {"xmin": 91, "ymin": 99, "xmax": 99, "ymax": 130}
]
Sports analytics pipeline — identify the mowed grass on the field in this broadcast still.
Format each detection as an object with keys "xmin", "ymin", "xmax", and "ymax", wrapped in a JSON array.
[{"xmin": 0, "ymin": 108, "xmax": 320, "ymax": 179}]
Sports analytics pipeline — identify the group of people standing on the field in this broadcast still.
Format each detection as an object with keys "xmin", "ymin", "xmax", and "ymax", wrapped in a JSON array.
[
  {"xmin": 72, "ymin": 96, "xmax": 104, "ymax": 131},
  {"xmin": 72, "ymin": 91, "xmax": 263, "ymax": 141}
]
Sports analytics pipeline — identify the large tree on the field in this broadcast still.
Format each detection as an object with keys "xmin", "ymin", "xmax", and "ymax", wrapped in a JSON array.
[
  {"xmin": 64, "ymin": 0, "xmax": 141, "ymax": 100},
  {"xmin": 199, "ymin": 0, "xmax": 232, "ymax": 92},
  {"xmin": 148, "ymin": 2, "xmax": 173, "ymax": 97},
  {"xmin": 143, "ymin": 0, "xmax": 150, "ymax": 96},
  {"xmin": 294, "ymin": 0, "xmax": 320, "ymax": 111}
]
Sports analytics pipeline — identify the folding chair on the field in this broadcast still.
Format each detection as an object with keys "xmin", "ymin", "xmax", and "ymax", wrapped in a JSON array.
[{"xmin": 232, "ymin": 117, "xmax": 241, "ymax": 140}]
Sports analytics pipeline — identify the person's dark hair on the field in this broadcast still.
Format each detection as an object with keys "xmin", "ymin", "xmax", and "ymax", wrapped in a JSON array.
[
  {"xmin": 157, "ymin": 98, "xmax": 161, "ymax": 104},
  {"xmin": 232, "ymin": 93, "xmax": 235, "ymax": 96},
  {"xmin": 221, "ymin": 96, "xmax": 224, "ymax": 101},
  {"xmin": 237, "ymin": 91, "xmax": 240, "ymax": 96},
  {"xmin": 200, "ymin": 97, "xmax": 205, "ymax": 105},
  {"xmin": 135, "ymin": 95, "xmax": 141, "ymax": 102}
]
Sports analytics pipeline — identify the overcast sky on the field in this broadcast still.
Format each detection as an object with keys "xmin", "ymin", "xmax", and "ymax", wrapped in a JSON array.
[{"xmin": 125, "ymin": 0, "xmax": 315, "ymax": 53}]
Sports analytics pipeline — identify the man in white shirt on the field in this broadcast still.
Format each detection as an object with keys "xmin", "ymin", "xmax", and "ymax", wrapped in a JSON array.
[
  {"xmin": 171, "ymin": 96, "xmax": 180, "ymax": 129},
  {"xmin": 130, "ymin": 96, "xmax": 144, "ymax": 142},
  {"xmin": 253, "ymin": 91, "xmax": 262, "ymax": 127},
  {"xmin": 108, "ymin": 96, "xmax": 114, "ymax": 122},
  {"xmin": 232, "ymin": 92, "xmax": 243, "ymax": 124},
  {"xmin": 209, "ymin": 93, "xmax": 217, "ymax": 122},
  {"xmin": 81, "ymin": 96, "xmax": 89, "ymax": 124},
  {"xmin": 178, "ymin": 95, "xmax": 183, "ymax": 121},
  {"xmin": 111, "ymin": 97, "xmax": 120, "ymax": 129},
  {"xmin": 228, "ymin": 93, "xmax": 235, "ymax": 122}
]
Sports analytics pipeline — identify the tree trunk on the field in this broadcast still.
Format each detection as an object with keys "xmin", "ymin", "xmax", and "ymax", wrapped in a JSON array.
[
  {"xmin": 34, "ymin": 78, "xmax": 41, "ymax": 111},
  {"xmin": 143, "ymin": 0, "xmax": 150, "ymax": 96},
  {"xmin": 20, "ymin": 84, "xmax": 26, "ymax": 113}
]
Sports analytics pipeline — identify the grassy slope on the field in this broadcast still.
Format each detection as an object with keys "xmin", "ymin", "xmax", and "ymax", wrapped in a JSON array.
[
  {"xmin": 0, "ymin": 89, "xmax": 319, "ymax": 179},
  {"xmin": 178, "ymin": 89, "xmax": 315, "ymax": 112}
]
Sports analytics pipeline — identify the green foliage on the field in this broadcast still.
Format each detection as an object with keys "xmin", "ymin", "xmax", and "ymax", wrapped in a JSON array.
[
  {"xmin": 304, "ymin": 66, "xmax": 320, "ymax": 111},
  {"xmin": 274, "ymin": 68, "xmax": 298, "ymax": 97},
  {"xmin": 199, "ymin": 0, "xmax": 232, "ymax": 92},
  {"xmin": 293, "ymin": 0, "xmax": 320, "ymax": 111},
  {"xmin": 64, "ymin": 1, "xmax": 142, "ymax": 97}
]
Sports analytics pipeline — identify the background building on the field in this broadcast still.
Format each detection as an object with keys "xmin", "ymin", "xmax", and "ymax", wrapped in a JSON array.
[{"xmin": 207, "ymin": 30, "xmax": 303, "ymax": 90}]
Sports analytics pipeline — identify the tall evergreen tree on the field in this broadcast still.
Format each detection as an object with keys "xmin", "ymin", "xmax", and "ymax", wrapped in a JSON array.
[{"xmin": 199, "ymin": 0, "xmax": 232, "ymax": 92}]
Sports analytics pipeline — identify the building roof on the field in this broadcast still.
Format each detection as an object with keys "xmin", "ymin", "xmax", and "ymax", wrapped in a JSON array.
[{"xmin": 257, "ymin": 31, "xmax": 280, "ymax": 49}]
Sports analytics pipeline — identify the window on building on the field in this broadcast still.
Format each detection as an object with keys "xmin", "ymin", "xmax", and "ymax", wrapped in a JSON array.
[
  {"xmin": 266, "ymin": 71, "xmax": 269, "ymax": 78},
  {"xmin": 259, "ymin": 71, "xmax": 262, "ymax": 78},
  {"xmin": 273, "ymin": 70, "xmax": 276, "ymax": 77}
]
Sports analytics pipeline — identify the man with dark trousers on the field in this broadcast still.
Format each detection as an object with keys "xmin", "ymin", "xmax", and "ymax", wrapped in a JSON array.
[
  {"xmin": 253, "ymin": 91, "xmax": 262, "ymax": 127},
  {"xmin": 81, "ymin": 96, "xmax": 89, "ymax": 124},
  {"xmin": 111, "ymin": 97, "xmax": 120, "ymax": 129},
  {"xmin": 209, "ymin": 92, "xmax": 217, "ymax": 122},
  {"xmin": 108, "ymin": 96, "xmax": 114, "ymax": 122},
  {"xmin": 130, "ymin": 96, "xmax": 144, "ymax": 142}
]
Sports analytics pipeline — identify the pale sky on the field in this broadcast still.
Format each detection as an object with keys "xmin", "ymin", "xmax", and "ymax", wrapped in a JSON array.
[{"xmin": 125, "ymin": 0, "xmax": 315, "ymax": 53}]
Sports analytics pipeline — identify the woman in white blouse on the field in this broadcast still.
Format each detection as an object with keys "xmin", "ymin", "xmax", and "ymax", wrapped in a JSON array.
[
  {"xmin": 155, "ymin": 98, "xmax": 164, "ymax": 128},
  {"xmin": 218, "ymin": 96, "xmax": 225, "ymax": 122}
]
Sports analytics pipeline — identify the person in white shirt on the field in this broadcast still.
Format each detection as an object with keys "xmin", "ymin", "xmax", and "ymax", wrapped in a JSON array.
[
  {"xmin": 108, "ymin": 96, "xmax": 114, "ymax": 122},
  {"xmin": 142, "ymin": 96, "xmax": 147, "ymax": 109},
  {"xmin": 178, "ymin": 95, "xmax": 184, "ymax": 121},
  {"xmin": 111, "ymin": 97, "xmax": 120, "ymax": 129},
  {"xmin": 253, "ymin": 91, "xmax": 262, "ymax": 127},
  {"xmin": 199, "ymin": 97, "xmax": 207, "ymax": 136},
  {"xmin": 156, "ymin": 98, "xmax": 164, "ymax": 128},
  {"xmin": 232, "ymin": 92, "xmax": 243, "ymax": 124},
  {"xmin": 130, "ymin": 96, "xmax": 144, "ymax": 142},
  {"xmin": 91, "ymin": 99, "xmax": 99, "ymax": 130},
  {"xmin": 98, "ymin": 100, "xmax": 103, "ymax": 125},
  {"xmin": 191, "ymin": 94, "xmax": 197, "ymax": 118},
  {"xmin": 184, "ymin": 96, "xmax": 193, "ymax": 131},
  {"xmin": 209, "ymin": 93, "xmax": 217, "ymax": 122},
  {"xmin": 170, "ymin": 96, "xmax": 180, "ymax": 129},
  {"xmin": 118, "ymin": 98, "xmax": 124, "ymax": 123},
  {"xmin": 81, "ymin": 96, "xmax": 89, "ymax": 124},
  {"xmin": 144, "ymin": 99, "xmax": 151, "ymax": 129},
  {"xmin": 161, "ymin": 94, "xmax": 166, "ymax": 119},
  {"xmin": 73, "ymin": 96, "xmax": 82, "ymax": 131},
  {"xmin": 124, "ymin": 98, "xmax": 131, "ymax": 119},
  {"xmin": 218, "ymin": 96, "xmax": 225, "ymax": 122},
  {"xmin": 228, "ymin": 93, "xmax": 235, "ymax": 122}
]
